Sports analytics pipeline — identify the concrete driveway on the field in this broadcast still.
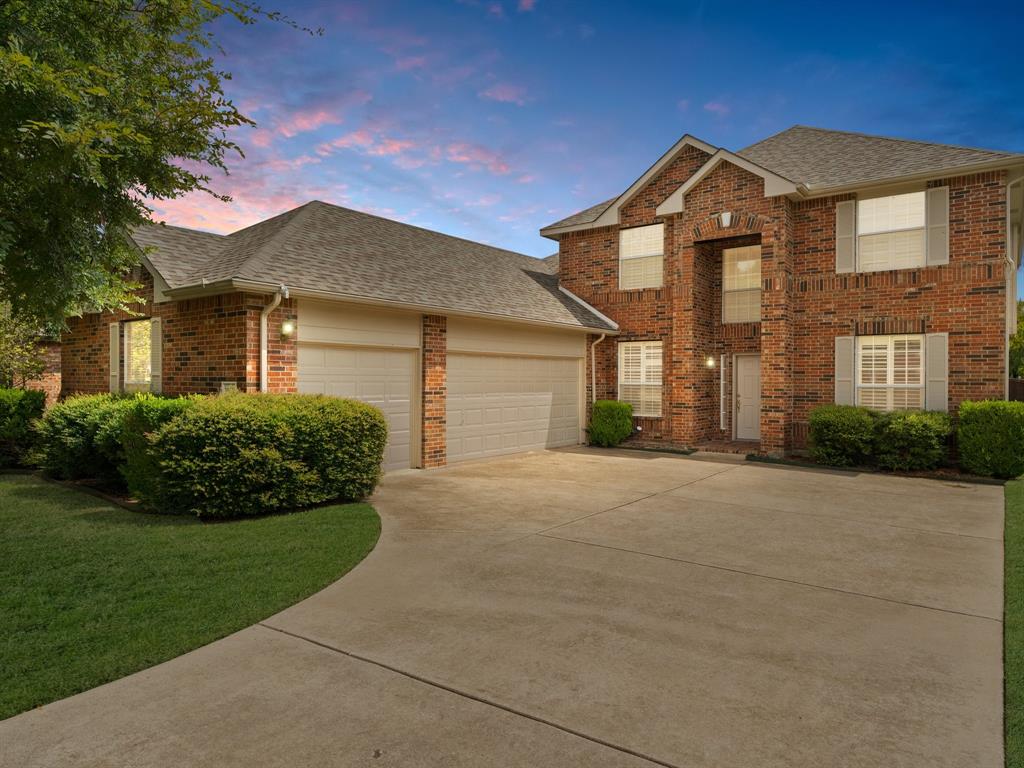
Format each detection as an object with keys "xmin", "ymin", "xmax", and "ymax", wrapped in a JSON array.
[{"xmin": 1, "ymin": 448, "xmax": 1004, "ymax": 767}]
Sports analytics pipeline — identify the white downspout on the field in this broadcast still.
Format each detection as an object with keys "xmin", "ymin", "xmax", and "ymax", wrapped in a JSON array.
[
  {"xmin": 260, "ymin": 285, "xmax": 289, "ymax": 393},
  {"xmin": 590, "ymin": 334, "xmax": 607, "ymax": 405}
]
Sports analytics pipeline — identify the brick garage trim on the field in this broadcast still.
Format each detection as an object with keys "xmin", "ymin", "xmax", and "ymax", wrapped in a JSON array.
[{"xmin": 420, "ymin": 314, "xmax": 447, "ymax": 468}]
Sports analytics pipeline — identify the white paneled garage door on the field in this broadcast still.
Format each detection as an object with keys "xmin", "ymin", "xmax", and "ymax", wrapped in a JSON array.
[
  {"xmin": 446, "ymin": 353, "xmax": 581, "ymax": 463},
  {"xmin": 297, "ymin": 344, "xmax": 416, "ymax": 471}
]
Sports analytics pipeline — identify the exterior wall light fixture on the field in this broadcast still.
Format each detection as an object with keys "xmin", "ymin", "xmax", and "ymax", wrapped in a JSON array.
[
  {"xmin": 281, "ymin": 318, "xmax": 296, "ymax": 337},
  {"xmin": 705, "ymin": 356, "xmax": 717, "ymax": 369}
]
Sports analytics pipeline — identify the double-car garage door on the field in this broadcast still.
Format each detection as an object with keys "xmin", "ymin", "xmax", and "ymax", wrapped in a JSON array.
[{"xmin": 295, "ymin": 300, "xmax": 584, "ymax": 470}]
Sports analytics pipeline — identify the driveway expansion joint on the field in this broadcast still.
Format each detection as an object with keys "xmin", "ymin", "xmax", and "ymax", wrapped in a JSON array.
[{"xmin": 256, "ymin": 622, "xmax": 683, "ymax": 768}]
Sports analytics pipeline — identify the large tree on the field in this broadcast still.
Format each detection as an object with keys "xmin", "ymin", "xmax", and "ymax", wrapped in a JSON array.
[{"xmin": 0, "ymin": 1, "xmax": 312, "ymax": 324}]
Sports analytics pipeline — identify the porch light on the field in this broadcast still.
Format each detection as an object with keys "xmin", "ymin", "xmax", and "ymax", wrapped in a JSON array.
[
  {"xmin": 719, "ymin": 211, "xmax": 733, "ymax": 228},
  {"xmin": 281, "ymin": 318, "xmax": 296, "ymax": 337},
  {"xmin": 705, "ymin": 356, "xmax": 716, "ymax": 369}
]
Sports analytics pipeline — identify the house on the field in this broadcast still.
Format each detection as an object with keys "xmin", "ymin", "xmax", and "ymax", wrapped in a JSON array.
[{"xmin": 59, "ymin": 125, "xmax": 1024, "ymax": 466}]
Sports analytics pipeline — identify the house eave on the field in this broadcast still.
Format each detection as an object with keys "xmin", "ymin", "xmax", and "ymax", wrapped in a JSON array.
[{"xmin": 799, "ymin": 159, "xmax": 1024, "ymax": 199}]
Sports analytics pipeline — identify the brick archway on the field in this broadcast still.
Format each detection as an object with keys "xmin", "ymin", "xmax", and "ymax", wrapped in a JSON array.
[{"xmin": 691, "ymin": 211, "xmax": 774, "ymax": 242}]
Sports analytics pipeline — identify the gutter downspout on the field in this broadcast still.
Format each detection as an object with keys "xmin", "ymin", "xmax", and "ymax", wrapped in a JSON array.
[
  {"xmin": 590, "ymin": 334, "xmax": 607, "ymax": 406},
  {"xmin": 260, "ymin": 285, "xmax": 289, "ymax": 393}
]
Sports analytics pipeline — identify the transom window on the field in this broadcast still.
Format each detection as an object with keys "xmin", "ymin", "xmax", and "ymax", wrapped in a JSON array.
[
  {"xmin": 619, "ymin": 224, "xmax": 664, "ymax": 290},
  {"xmin": 857, "ymin": 191, "xmax": 926, "ymax": 272},
  {"xmin": 123, "ymin": 319, "xmax": 153, "ymax": 392},
  {"xmin": 618, "ymin": 341, "xmax": 662, "ymax": 417},
  {"xmin": 856, "ymin": 334, "xmax": 924, "ymax": 411},
  {"xmin": 722, "ymin": 245, "xmax": 761, "ymax": 323}
]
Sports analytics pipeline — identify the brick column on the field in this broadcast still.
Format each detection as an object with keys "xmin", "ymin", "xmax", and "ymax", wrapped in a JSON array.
[
  {"xmin": 670, "ymin": 242, "xmax": 702, "ymax": 445},
  {"xmin": 759, "ymin": 201, "xmax": 794, "ymax": 454},
  {"xmin": 421, "ymin": 314, "xmax": 447, "ymax": 468}
]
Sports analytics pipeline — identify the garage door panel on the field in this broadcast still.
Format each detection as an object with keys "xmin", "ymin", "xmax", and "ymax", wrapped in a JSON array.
[
  {"xmin": 298, "ymin": 343, "xmax": 415, "ymax": 471},
  {"xmin": 447, "ymin": 353, "xmax": 581, "ymax": 463}
]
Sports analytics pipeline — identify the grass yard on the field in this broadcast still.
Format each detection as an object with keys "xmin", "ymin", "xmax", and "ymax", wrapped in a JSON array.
[
  {"xmin": 0, "ymin": 474, "xmax": 380, "ymax": 721},
  {"xmin": 1008, "ymin": 478, "xmax": 1024, "ymax": 765}
]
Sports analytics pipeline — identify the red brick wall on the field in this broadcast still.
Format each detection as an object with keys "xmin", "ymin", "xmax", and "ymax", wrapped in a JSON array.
[
  {"xmin": 22, "ymin": 341, "xmax": 62, "ymax": 405},
  {"xmin": 421, "ymin": 314, "xmax": 447, "ymax": 468},
  {"xmin": 61, "ymin": 268, "xmax": 298, "ymax": 397},
  {"xmin": 559, "ymin": 155, "xmax": 1009, "ymax": 453}
]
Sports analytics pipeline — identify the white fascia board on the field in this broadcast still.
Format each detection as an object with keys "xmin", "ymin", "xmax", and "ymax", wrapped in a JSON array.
[{"xmin": 656, "ymin": 150, "xmax": 801, "ymax": 217}]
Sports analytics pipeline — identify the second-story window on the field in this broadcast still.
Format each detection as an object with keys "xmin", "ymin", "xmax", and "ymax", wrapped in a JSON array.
[
  {"xmin": 722, "ymin": 245, "xmax": 761, "ymax": 323},
  {"xmin": 619, "ymin": 223, "xmax": 664, "ymax": 290},
  {"xmin": 857, "ymin": 191, "xmax": 926, "ymax": 271}
]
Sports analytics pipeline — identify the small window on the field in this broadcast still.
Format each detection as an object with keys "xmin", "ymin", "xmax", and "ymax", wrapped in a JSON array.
[
  {"xmin": 722, "ymin": 245, "xmax": 761, "ymax": 323},
  {"xmin": 857, "ymin": 191, "xmax": 926, "ymax": 272},
  {"xmin": 618, "ymin": 341, "xmax": 662, "ymax": 417},
  {"xmin": 123, "ymin": 319, "xmax": 153, "ymax": 392},
  {"xmin": 619, "ymin": 224, "xmax": 664, "ymax": 290},
  {"xmin": 856, "ymin": 334, "xmax": 924, "ymax": 411}
]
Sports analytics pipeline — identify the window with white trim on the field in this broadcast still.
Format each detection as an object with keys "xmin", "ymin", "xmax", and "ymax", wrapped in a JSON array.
[
  {"xmin": 722, "ymin": 245, "xmax": 761, "ymax": 323},
  {"xmin": 856, "ymin": 334, "xmax": 924, "ymax": 411},
  {"xmin": 123, "ymin": 319, "xmax": 153, "ymax": 392},
  {"xmin": 619, "ymin": 224, "xmax": 664, "ymax": 290},
  {"xmin": 618, "ymin": 341, "xmax": 662, "ymax": 417},
  {"xmin": 857, "ymin": 191, "xmax": 926, "ymax": 272}
]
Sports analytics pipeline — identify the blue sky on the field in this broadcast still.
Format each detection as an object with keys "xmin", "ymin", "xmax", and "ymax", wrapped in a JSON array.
[{"xmin": 154, "ymin": 0, "xmax": 1024, "ymax": 271}]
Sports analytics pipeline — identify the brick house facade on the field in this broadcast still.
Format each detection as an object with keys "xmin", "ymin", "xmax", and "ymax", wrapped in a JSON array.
[{"xmin": 548, "ymin": 128, "xmax": 1024, "ymax": 454}]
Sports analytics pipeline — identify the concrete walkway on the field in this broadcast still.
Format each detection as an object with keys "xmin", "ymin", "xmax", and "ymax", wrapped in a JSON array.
[{"xmin": 0, "ymin": 448, "xmax": 1005, "ymax": 767}]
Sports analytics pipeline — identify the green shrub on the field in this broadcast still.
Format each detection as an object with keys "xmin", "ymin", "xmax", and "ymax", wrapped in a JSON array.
[
  {"xmin": 0, "ymin": 388, "xmax": 46, "ymax": 468},
  {"xmin": 148, "ymin": 394, "xmax": 388, "ymax": 518},
  {"xmin": 873, "ymin": 410, "xmax": 951, "ymax": 471},
  {"xmin": 588, "ymin": 400, "xmax": 634, "ymax": 447},
  {"xmin": 808, "ymin": 405, "xmax": 877, "ymax": 467},
  {"xmin": 958, "ymin": 400, "xmax": 1024, "ymax": 479},
  {"xmin": 120, "ymin": 394, "xmax": 202, "ymax": 503},
  {"xmin": 32, "ymin": 394, "xmax": 135, "ymax": 482}
]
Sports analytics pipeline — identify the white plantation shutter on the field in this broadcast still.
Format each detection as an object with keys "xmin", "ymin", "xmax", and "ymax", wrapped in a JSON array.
[
  {"xmin": 926, "ymin": 186, "xmax": 950, "ymax": 266},
  {"xmin": 618, "ymin": 341, "xmax": 662, "ymax": 417},
  {"xmin": 149, "ymin": 317, "xmax": 163, "ymax": 394},
  {"xmin": 619, "ymin": 224, "xmax": 664, "ymax": 289},
  {"xmin": 835, "ymin": 200, "xmax": 856, "ymax": 273},
  {"xmin": 834, "ymin": 336, "xmax": 854, "ymax": 404},
  {"xmin": 855, "ymin": 335, "xmax": 926, "ymax": 411},
  {"xmin": 925, "ymin": 332, "xmax": 948, "ymax": 411},
  {"xmin": 109, "ymin": 322, "xmax": 120, "ymax": 393}
]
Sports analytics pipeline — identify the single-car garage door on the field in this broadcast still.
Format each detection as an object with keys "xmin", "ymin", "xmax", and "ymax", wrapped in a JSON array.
[
  {"xmin": 446, "ymin": 353, "xmax": 581, "ymax": 463},
  {"xmin": 297, "ymin": 344, "xmax": 416, "ymax": 471}
]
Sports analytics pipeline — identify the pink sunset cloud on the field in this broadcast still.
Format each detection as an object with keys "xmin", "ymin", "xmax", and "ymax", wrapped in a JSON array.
[
  {"xmin": 479, "ymin": 83, "xmax": 528, "ymax": 106},
  {"xmin": 315, "ymin": 129, "xmax": 375, "ymax": 156},
  {"xmin": 704, "ymin": 100, "xmax": 730, "ymax": 117},
  {"xmin": 367, "ymin": 138, "xmax": 416, "ymax": 157},
  {"xmin": 445, "ymin": 142, "xmax": 511, "ymax": 174},
  {"xmin": 276, "ymin": 108, "xmax": 345, "ymax": 138},
  {"xmin": 518, "ymin": 0, "xmax": 537, "ymax": 10}
]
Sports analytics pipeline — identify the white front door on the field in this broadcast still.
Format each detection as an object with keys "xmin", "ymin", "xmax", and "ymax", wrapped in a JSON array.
[{"xmin": 734, "ymin": 354, "xmax": 761, "ymax": 441}]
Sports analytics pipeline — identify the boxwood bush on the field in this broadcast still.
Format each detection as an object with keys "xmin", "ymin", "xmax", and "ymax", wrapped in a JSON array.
[
  {"xmin": 32, "ymin": 394, "xmax": 135, "ymax": 482},
  {"xmin": 873, "ymin": 410, "xmax": 951, "ymax": 472},
  {"xmin": 120, "ymin": 393, "xmax": 203, "ymax": 503},
  {"xmin": 808, "ymin": 405, "xmax": 876, "ymax": 467},
  {"xmin": 958, "ymin": 400, "xmax": 1024, "ymax": 479},
  {"xmin": 588, "ymin": 400, "xmax": 634, "ymax": 447},
  {"xmin": 148, "ymin": 394, "xmax": 388, "ymax": 518},
  {"xmin": 0, "ymin": 388, "xmax": 46, "ymax": 468}
]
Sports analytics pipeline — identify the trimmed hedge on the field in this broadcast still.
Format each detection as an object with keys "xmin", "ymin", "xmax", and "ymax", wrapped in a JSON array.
[
  {"xmin": 589, "ymin": 400, "xmax": 634, "ymax": 447},
  {"xmin": 808, "ymin": 405, "xmax": 876, "ymax": 467},
  {"xmin": 0, "ymin": 388, "xmax": 46, "ymax": 468},
  {"xmin": 959, "ymin": 400, "xmax": 1024, "ymax": 479},
  {"xmin": 874, "ymin": 411, "xmax": 951, "ymax": 472},
  {"xmin": 32, "ymin": 394, "xmax": 135, "ymax": 482},
  {"xmin": 148, "ymin": 394, "xmax": 388, "ymax": 518},
  {"xmin": 120, "ymin": 394, "xmax": 202, "ymax": 503}
]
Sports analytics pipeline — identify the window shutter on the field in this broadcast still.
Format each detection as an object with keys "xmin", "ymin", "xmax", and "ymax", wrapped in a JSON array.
[
  {"xmin": 150, "ymin": 317, "xmax": 163, "ymax": 394},
  {"xmin": 108, "ymin": 322, "xmax": 120, "ymax": 393},
  {"xmin": 835, "ymin": 335, "xmax": 855, "ymax": 404},
  {"xmin": 925, "ymin": 186, "xmax": 949, "ymax": 266},
  {"xmin": 835, "ymin": 200, "xmax": 856, "ymax": 273},
  {"xmin": 925, "ymin": 332, "xmax": 948, "ymax": 411}
]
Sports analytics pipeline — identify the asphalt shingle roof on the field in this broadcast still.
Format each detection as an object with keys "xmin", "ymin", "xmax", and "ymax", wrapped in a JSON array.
[
  {"xmin": 132, "ymin": 201, "xmax": 614, "ymax": 332},
  {"xmin": 544, "ymin": 125, "xmax": 1024, "ymax": 232}
]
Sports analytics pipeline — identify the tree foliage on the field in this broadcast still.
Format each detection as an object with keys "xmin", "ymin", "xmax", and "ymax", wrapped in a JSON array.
[
  {"xmin": 0, "ymin": 311, "xmax": 47, "ymax": 388},
  {"xmin": 0, "ymin": 1, "xmax": 313, "ymax": 324},
  {"xmin": 1011, "ymin": 300, "xmax": 1024, "ymax": 378}
]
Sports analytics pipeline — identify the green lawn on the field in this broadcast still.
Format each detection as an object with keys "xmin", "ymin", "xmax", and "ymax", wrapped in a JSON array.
[
  {"xmin": 0, "ymin": 474, "xmax": 380, "ymax": 720},
  {"xmin": 1008, "ymin": 479, "xmax": 1024, "ymax": 765}
]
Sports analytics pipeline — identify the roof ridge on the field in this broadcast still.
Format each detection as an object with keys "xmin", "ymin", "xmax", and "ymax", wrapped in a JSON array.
[
  {"xmin": 227, "ymin": 201, "xmax": 319, "ymax": 281},
  {"xmin": 142, "ymin": 221, "xmax": 227, "ymax": 238},
  {"xmin": 779, "ymin": 124, "xmax": 1022, "ymax": 157},
  {"xmin": 303, "ymin": 199, "xmax": 547, "ymax": 267}
]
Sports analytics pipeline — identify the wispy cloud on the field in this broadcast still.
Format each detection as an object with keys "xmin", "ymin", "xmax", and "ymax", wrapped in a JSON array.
[
  {"xmin": 479, "ymin": 83, "xmax": 528, "ymax": 106},
  {"xmin": 445, "ymin": 141, "xmax": 511, "ymax": 174},
  {"xmin": 704, "ymin": 100, "xmax": 730, "ymax": 117},
  {"xmin": 518, "ymin": 0, "xmax": 537, "ymax": 10}
]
